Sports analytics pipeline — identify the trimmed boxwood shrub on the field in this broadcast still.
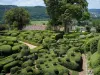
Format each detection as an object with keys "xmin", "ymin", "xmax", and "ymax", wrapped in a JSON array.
[
  {"xmin": 83, "ymin": 36, "xmax": 100, "ymax": 53},
  {"xmin": 3, "ymin": 61, "xmax": 19, "ymax": 72},
  {"xmin": 94, "ymin": 66, "xmax": 100, "ymax": 75},
  {"xmin": 6, "ymin": 37, "xmax": 17, "ymax": 42},
  {"xmin": 20, "ymin": 49, "xmax": 30, "ymax": 56},
  {"xmin": 0, "ymin": 45, "xmax": 12, "ymax": 56},
  {"xmin": 90, "ymin": 52, "xmax": 100, "ymax": 68},
  {"xmin": 97, "ymin": 40, "xmax": 100, "ymax": 53},
  {"xmin": 7, "ymin": 42, "xmax": 14, "ymax": 46},
  {"xmin": 12, "ymin": 45, "xmax": 21, "ymax": 53},
  {"xmin": 26, "ymin": 66, "xmax": 33, "ymax": 72},
  {"xmin": 22, "ymin": 60, "xmax": 33, "ymax": 68},
  {"xmin": 37, "ymin": 59, "xmax": 45, "ymax": 64},
  {"xmin": 10, "ymin": 66, "xmax": 20, "ymax": 74}
]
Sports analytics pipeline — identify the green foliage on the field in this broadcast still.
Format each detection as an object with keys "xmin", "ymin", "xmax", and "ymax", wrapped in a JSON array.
[
  {"xmin": 12, "ymin": 45, "xmax": 21, "ymax": 53},
  {"xmin": 22, "ymin": 60, "xmax": 33, "ymax": 68},
  {"xmin": 4, "ymin": 7, "xmax": 30, "ymax": 30},
  {"xmin": 97, "ymin": 40, "xmax": 100, "ymax": 53},
  {"xmin": 20, "ymin": 49, "xmax": 30, "ymax": 56},
  {"xmin": 10, "ymin": 66, "xmax": 20, "ymax": 74},
  {"xmin": 86, "ymin": 25, "xmax": 91, "ymax": 32},
  {"xmin": 94, "ymin": 66, "xmax": 100, "ymax": 75},
  {"xmin": 0, "ymin": 45, "xmax": 12, "ymax": 56},
  {"xmin": 83, "ymin": 36, "xmax": 100, "ymax": 53},
  {"xmin": 92, "ymin": 19, "xmax": 100, "ymax": 32},
  {"xmin": 44, "ymin": 0, "xmax": 90, "ymax": 32},
  {"xmin": 3, "ymin": 61, "xmax": 19, "ymax": 72},
  {"xmin": 90, "ymin": 52, "xmax": 100, "ymax": 68}
]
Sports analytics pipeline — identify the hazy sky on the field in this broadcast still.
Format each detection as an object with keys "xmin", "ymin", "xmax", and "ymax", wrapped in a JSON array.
[{"xmin": 0, "ymin": 0, "xmax": 100, "ymax": 9}]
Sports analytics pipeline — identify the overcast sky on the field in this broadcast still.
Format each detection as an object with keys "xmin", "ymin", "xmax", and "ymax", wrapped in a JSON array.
[{"xmin": 0, "ymin": 0, "xmax": 100, "ymax": 9}]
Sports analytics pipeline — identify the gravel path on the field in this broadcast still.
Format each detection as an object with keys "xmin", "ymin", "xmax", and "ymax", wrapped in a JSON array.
[
  {"xmin": 79, "ymin": 54, "xmax": 87, "ymax": 75},
  {"xmin": 19, "ymin": 41, "xmax": 37, "ymax": 49}
]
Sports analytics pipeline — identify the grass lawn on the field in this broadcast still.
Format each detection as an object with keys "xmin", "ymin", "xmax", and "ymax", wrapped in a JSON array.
[{"xmin": 30, "ymin": 20, "xmax": 48, "ymax": 25}]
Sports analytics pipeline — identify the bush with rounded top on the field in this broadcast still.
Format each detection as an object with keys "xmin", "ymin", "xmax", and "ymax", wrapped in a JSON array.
[
  {"xmin": 94, "ymin": 66, "xmax": 100, "ymax": 75},
  {"xmin": 22, "ymin": 60, "xmax": 33, "ymax": 68},
  {"xmin": 0, "ymin": 45, "xmax": 12, "ymax": 56},
  {"xmin": 7, "ymin": 41, "xmax": 14, "ymax": 46},
  {"xmin": 10, "ymin": 66, "xmax": 20, "ymax": 74},
  {"xmin": 3, "ymin": 61, "xmax": 18, "ymax": 72},
  {"xmin": 97, "ymin": 40, "xmax": 100, "ymax": 53},
  {"xmin": 20, "ymin": 49, "xmax": 30, "ymax": 56},
  {"xmin": 12, "ymin": 45, "xmax": 21, "ymax": 53},
  {"xmin": 26, "ymin": 66, "xmax": 33, "ymax": 72}
]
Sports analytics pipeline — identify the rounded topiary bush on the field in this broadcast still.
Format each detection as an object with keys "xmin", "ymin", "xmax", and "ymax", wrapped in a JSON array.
[
  {"xmin": 7, "ymin": 41, "xmax": 14, "ymax": 46},
  {"xmin": 90, "ymin": 52, "xmax": 100, "ymax": 68},
  {"xmin": 0, "ymin": 45, "xmax": 12, "ymax": 56},
  {"xmin": 12, "ymin": 45, "xmax": 21, "ymax": 53},
  {"xmin": 22, "ymin": 60, "xmax": 33, "ymax": 68},
  {"xmin": 37, "ymin": 59, "xmax": 45, "ymax": 64},
  {"xmin": 3, "ymin": 61, "xmax": 18, "ymax": 72},
  {"xmin": 94, "ymin": 66, "xmax": 100, "ymax": 75},
  {"xmin": 54, "ymin": 69, "xmax": 59, "ymax": 75},
  {"xmin": 26, "ymin": 66, "xmax": 33, "ymax": 72},
  {"xmin": 10, "ymin": 66, "xmax": 20, "ymax": 74},
  {"xmin": 20, "ymin": 49, "xmax": 30, "ymax": 56}
]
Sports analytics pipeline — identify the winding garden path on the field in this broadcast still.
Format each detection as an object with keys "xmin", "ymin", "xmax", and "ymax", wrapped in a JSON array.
[
  {"xmin": 19, "ymin": 41, "xmax": 38, "ymax": 70},
  {"xmin": 79, "ymin": 54, "xmax": 88, "ymax": 75},
  {"xmin": 19, "ymin": 41, "xmax": 37, "ymax": 49},
  {"xmin": 6, "ymin": 41, "xmax": 37, "ymax": 75}
]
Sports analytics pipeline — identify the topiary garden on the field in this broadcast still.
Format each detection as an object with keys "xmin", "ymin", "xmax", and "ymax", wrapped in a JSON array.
[{"xmin": 0, "ymin": 30, "xmax": 100, "ymax": 75}]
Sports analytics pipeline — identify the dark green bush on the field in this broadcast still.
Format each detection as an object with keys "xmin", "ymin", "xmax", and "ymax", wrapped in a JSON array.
[
  {"xmin": 7, "ymin": 41, "xmax": 14, "ymax": 46},
  {"xmin": 10, "ymin": 66, "xmax": 20, "ymax": 74},
  {"xmin": 97, "ymin": 40, "xmax": 100, "ymax": 53},
  {"xmin": 84, "ymin": 36, "xmax": 100, "ymax": 53},
  {"xmin": 0, "ymin": 45, "xmax": 12, "ymax": 56},
  {"xmin": 94, "ymin": 66, "xmax": 100, "ymax": 75},
  {"xmin": 22, "ymin": 60, "xmax": 33, "ymax": 68},
  {"xmin": 12, "ymin": 45, "xmax": 21, "ymax": 53},
  {"xmin": 37, "ymin": 59, "xmax": 45, "ymax": 64},
  {"xmin": 26, "ymin": 66, "xmax": 33, "ymax": 72},
  {"xmin": 3, "ymin": 61, "xmax": 19, "ymax": 72},
  {"xmin": 20, "ymin": 49, "xmax": 30, "ymax": 56}
]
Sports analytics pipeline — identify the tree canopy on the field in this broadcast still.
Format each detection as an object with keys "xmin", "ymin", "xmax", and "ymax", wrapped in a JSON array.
[
  {"xmin": 4, "ymin": 7, "xmax": 30, "ymax": 30},
  {"xmin": 44, "ymin": 0, "xmax": 90, "ymax": 32}
]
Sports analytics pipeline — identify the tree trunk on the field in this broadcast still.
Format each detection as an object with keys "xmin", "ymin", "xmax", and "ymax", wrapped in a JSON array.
[{"xmin": 64, "ymin": 22, "xmax": 69, "ymax": 33}]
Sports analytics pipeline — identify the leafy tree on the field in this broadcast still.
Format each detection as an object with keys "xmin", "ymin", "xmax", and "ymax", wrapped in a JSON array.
[
  {"xmin": 44, "ymin": 0, "xmax": 90, "ymax": 32},
  {"xmin": 4, "ymin": 7, "xmax": 30, "ymax": 30},
  {"xmin": 44, "ymin": 0, "xmax": 61, "ymax": 30},
  {"xmin": 92, "ymin": 19, "xmax": 100, "ymax": 32}
]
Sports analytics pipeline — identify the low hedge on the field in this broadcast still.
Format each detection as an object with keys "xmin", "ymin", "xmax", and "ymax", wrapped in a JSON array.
[
  {"xmin": 90, "ymin": 52, "xmax": 100, "ymax": 68},
  {"xmin": 0, "ymin": 45, "xmax": 12, "ymax": 56},
  {"xmin": 12, "ymin": 45, "xmax": 21, "ymax": 53},
  {"xmin": 10, "ymin": 66, "xmax": 20, "ymax": 74},
  {"xmin": 83, "ymin": 36, "xmax": 100, "ymax": 53},
  {"xmin": 22, "ymin": 60, "xmax": 33, "ymax": 68},
  {"xmin": 3, "ymin": 61, "xmax": 19, "ymax": 72},
  {"xmin": 94, "ymin": 66, "xmax": 100, "ymax": 75}
]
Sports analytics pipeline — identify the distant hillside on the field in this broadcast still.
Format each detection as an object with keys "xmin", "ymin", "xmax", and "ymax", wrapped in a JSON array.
[
  {"xmin": 0, "ymin": 5, "xmax": 17, "ymax": 23},
  {"xmin": 0, "ymin": 5, "xmax": 100, "ymax": 24},
  {"xmin": 0, "ymin": 5, "xmax": 49, "ymax": 23},
  {"xmin": 22, "ymin": 6, "xmax": 49, "ymax": 20},
  {"xmin": 89, "ymin": 9, "xmax": 100, "ymax": 18}
]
